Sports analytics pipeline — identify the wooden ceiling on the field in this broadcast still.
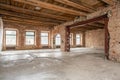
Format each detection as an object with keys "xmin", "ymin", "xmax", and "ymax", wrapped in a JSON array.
[{"xmin": 0, "ymin": 0, "xmax": 113, "ymax": 28}]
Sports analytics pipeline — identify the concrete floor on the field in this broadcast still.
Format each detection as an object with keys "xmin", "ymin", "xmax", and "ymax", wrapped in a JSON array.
[{"xmin": 0, "ymin": 48, "xmax": 120, "ymax": 80}]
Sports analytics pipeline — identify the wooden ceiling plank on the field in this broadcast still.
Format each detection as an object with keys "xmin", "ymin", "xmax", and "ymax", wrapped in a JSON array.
[
  {"xmin": 0, "ymin": 3, "xmax": 72, "ymax": 21},
  {"xmin": 3, "ymin": 16, "xmax": 58, "ymax": 26},
  {"xmin": 54, "ymin": 0, "xmax": 95, "ymax": 13},
  {"xmin": 0, "ymin": 9, "xmax": 64, "ymax": 24},
  {"xmin": 14, "ymin": 0, "xmax": 87, "ymax": 16}
]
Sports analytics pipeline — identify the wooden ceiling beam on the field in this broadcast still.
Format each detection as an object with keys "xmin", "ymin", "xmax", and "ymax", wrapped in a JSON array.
[
  {"xmin": 14, "ymin": 0, "xmax": 87, "ymax": 16},
  {"xmin": 71, "ymin": 26, "xmax": 103, "ymax": 31},
  {"xmin": 0, "ymin": 9, "xmax": 64, "ymax": 24},
  {"xmin": 0, "ymin": 3, "xmax": 72, "ymax": 21},
  {"xmin": 54, "ymin": 0, "xmax": 95, "ymax": 13},
  {"xmin": 88, "ymin": 23, "xmax": 104, "ymax": 28},
  {"xmin": 101, "ymin": 0, "xmax": 115, "ymax": 5},
  {"xmin": 3, "ymin": 16, "xmax": 58, "ymax": 26},
  {"xmin": 3, "ymin": 19, "xmax": 50, "ymax": 27},
  {"xmin": 67, "ymin": 14, "xmax": 108, "ymax": 28}
]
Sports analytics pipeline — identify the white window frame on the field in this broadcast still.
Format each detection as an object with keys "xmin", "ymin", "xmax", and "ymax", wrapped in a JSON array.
[
  {"xmin": 55, "ymin": 34, "xmax": 61, "ymax": 46},
  {"xmin": 5, "ymin": 30, "xmax": 17, "ymax": 46},
  {"xmin": 40, "ymin": 31, "xmax": 49, "ymax": 46},
  {"xmin": 25, "ymin": 31, "xmax": 35, "ymax": 45},
  {"xmin": 76, "ymin": 34, "xmax": 81, "ymax": 45}
]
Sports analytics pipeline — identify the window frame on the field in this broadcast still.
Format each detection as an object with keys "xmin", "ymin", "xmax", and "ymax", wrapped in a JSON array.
[
  {"xmin": 40, "ymin": 31, "xmax": 50, "ymax": 46},
  {"xmin": 76, "ymin": 34, "xmax": 81, "ymax": 45},
  {"xmin": 4, "ymin": 29, "xmax": 18, "ymax": 47},
  {"xmin": 25, "ymin": 30, "xmax": 36, "ymax": 45},
  {"xmin": 55, "ymin": 34, "xmax": 61, "ymax": 46}
]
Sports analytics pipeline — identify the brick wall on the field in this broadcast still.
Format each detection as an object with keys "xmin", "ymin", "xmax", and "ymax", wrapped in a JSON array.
[
  {"xmin": 85, "ymin": 29, "xmax": 105, "ymax": 49},
  {"xmin": 108, "ymin": 2, "xmax": 120, "ymax": 61},
  {"xmin": 2, "ymin": 21, "xmax": 52, "ymax": 50},
  {"xmin": 87, "ymin": 1, "xmax": 120, "ymax": 62}
]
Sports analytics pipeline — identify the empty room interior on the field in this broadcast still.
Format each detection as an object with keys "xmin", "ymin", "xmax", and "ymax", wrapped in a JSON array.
[{"xmin": 0, "ymin": 0, "xmax": 120, "ymax": 80}]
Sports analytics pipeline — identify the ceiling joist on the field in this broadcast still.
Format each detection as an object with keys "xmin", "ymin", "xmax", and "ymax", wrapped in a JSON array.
[
  {"xmin": 3, "ymin": 16, "xmax": 58, "ymax": 26},
  {"xmin": 0, "ymin": 3, "xmax": 73, "ymax": 21},
  {"xmin": 0, "ymin": 9, "xmax": 64, "ymax": 24},
  {"xmin": 54, "ymin": 0, "xmax": 95, "ymax": 13},
  {"xmin": 101, "ymin": 0, "xmax": 115, "ymax": 5},
  {"xmin": 14, "ymin": 0, "xmax": 87, "ymax": 16}
]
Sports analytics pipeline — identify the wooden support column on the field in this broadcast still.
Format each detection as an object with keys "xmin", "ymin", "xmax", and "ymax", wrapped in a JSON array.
[
  {"xmin": 65, "ymin": 26, "xmax": 70, "ymax": 52},
  {"xmin": 104, "ymin": 18, "xmax": 110, "ymax": 59},
  {"xmin": 0, "ymin": 17, "xmax": 3, "ymax": 51}
]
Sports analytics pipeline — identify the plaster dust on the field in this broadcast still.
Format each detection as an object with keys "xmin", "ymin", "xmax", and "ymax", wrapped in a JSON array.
[{"xmin": 0, "ymin": 48, "xmax": 120, "ymax": 80}]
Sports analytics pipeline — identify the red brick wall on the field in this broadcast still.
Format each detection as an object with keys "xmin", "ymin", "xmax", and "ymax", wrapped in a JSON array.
[
  {"xmin": 85, "ymin": 29, "xmax": 105, "ymax": 49},
  {"xmin": 2, "ymin": 21, "xmax": 52, "ymax": 50}
]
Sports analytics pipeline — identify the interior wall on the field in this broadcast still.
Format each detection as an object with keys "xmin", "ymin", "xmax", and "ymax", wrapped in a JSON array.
[
  {"xmin": 2, "ymin": 21, "xmax": 52, "ymax": 50},
  {"xmin": 85, "ymin": 29, "xmax": 105, "ymax": 49},
  {"xmin": 0, "ymin": 17, "xmax": 3, "ymax": 51}
]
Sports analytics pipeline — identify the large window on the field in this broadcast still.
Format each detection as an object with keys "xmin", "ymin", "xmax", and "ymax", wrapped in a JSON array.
[
  {"xmin": 41, "ymin": 32, "xmax": 49, "ymax": 45},
  {"xmin": 6, "ymin": 30, "xmax": 16, "ymax": 46},
  {"xmin": 76, "ymin": 34, "xmax": 81, "ymax": 45},
  {"xmin": 70, "ymin": 33, "xmax": 73, "ymax": 45},
  {"xmin": 55, "ymin": 34, "xmax": 61, "ymax": 45},
  {"xmin": 25, "ymin": 31, "xmax": 35, "ymax": 45}
]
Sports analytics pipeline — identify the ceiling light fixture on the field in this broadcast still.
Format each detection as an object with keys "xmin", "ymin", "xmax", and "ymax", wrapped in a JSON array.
[{"xmin": 35, "ymin": 6, "xmax": 41, "ymax": 10}]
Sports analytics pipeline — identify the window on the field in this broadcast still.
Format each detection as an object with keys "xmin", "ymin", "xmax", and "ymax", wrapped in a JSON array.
[
  {"xmin": 70, "ymin": 33, "xmax": 73, "ymax": 45},
  {"xmin": 25, "ymin": 31, "xmax": 35, "ymax": 45},
  {"xmin": 55, "ymin": 34, "xmax": 61, "ymax": 45},
  {"xmin": 76, "ymin": 34, "xmax": 81, "ymax": 45},
  {"xmin": 6, "ymin": 30, "xmax": 16, "ymax": 46},
  {"xmin": 41, "ymin": 32, "xmax": 49, "ymax": 45}
]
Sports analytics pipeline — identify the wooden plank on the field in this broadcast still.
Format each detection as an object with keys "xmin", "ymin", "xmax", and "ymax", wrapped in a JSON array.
[
  {"xmin": 54, "ymin": 0, "xmax": 95, "ymax": 13},
  {"xmin": 14, "ymin": 0, "xmax": 87, "ymax": 16},
  {"xmin": 0, "ymin": 9, "xmax": 64, "ymax": 24},
  {"xmin": 0, "ymin": 3, "xmax": 72, "ymax": 21},
  {"xmin": 3, "ymin": 16, "xmax": 57, "ymax": 26}
]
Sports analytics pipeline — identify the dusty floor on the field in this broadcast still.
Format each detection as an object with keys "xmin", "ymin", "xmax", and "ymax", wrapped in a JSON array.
[{"xmin": 0, "ymin": 48, "xmax": 120, "ymax": 80}]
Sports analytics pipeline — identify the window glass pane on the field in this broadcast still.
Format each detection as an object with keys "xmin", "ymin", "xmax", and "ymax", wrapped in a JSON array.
[
  {"xmin": 41, "ymin": 37, "xmax": 48, "ymax": 45},
  {"xmin": 55, "ymin": 34, "xmax": 61, "ymax": 45},
  {"xmin": 41, "ymin": 32, "xmax": 49, "ymax": 45},
  {"xmin": 76, "ymin": 34, "xmax": 81, "ymax": 45},
  {"xmin": 6, "ymin": 30, "xmax": 16, "ymax": 46},
  {"xmin": 25, "ymin": 31, "xmax": 35, "ymax": 45},
  {"xmin": 26, "ymin": 32, "xmax": 34, "ymax": 35},
  {"xmin": 41, "ymin": 33, "xmax": 48, "ymax": 36}
]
